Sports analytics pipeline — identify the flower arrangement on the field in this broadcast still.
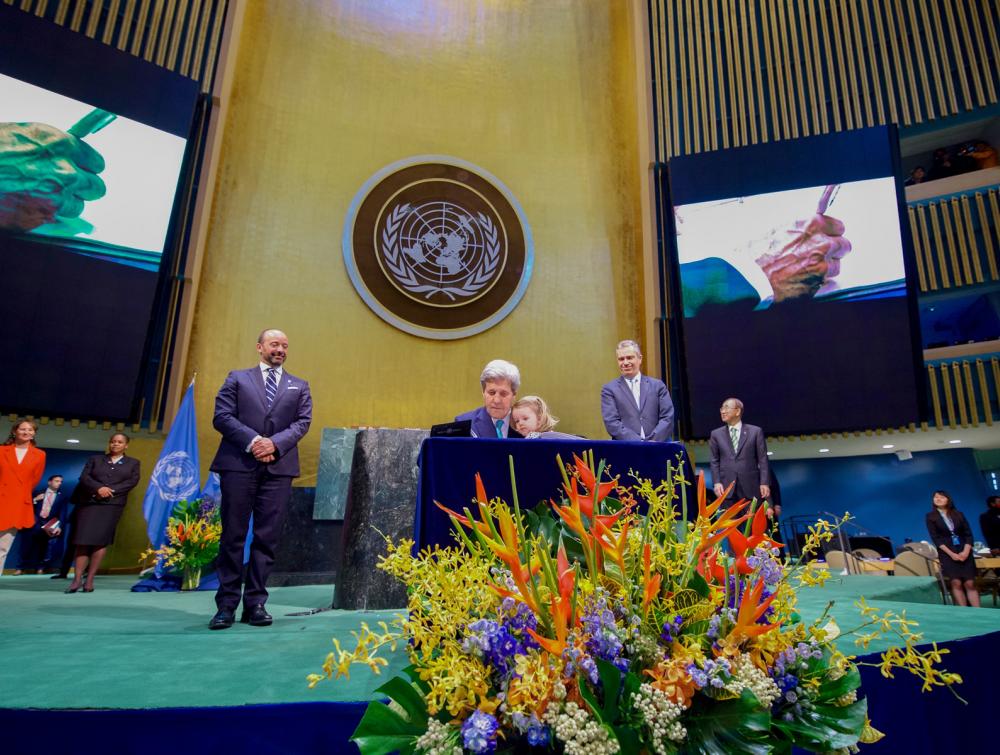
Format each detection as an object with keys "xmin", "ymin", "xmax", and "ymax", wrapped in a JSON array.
[
  {"xmin": 140, "ymin": 498, "xmax": 222, "ymax": 590},
  {"xmin": 311, "ymin": 453, "xmax": 960, "ymax": 754}
]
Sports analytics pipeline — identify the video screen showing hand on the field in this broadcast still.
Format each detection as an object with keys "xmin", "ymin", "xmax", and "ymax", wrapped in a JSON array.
[
  {"xmin": 0, "ymin": 121, "xmax": 106, "ymax": 233},
  {"xmin": 754, "ymin": 209, "xmax": 852, "ymax": 303}
]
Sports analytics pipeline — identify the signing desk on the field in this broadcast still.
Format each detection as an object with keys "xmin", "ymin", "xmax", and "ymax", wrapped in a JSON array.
[{"xmin": 414, "ymin": 437, "xmax": 691, "ymax": 551}]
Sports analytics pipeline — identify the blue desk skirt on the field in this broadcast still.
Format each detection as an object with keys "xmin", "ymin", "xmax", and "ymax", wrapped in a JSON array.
[{"xmin": 414, "ymin": 437, "xmax": 691, "ymax": 551}]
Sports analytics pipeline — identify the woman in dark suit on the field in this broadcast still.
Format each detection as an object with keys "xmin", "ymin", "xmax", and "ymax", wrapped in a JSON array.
[
  {"xmin": 925, "ymin": 490, "xmax": 980, "ymax": 607},
  {"xmin": 66, "ymin": 433, "xmax": 140, "ymax": 593}
]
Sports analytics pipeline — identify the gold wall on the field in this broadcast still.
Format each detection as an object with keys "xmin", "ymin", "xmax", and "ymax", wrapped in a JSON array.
[{"xmin": 183, "ymin": 0, "xmax": 648, "ymax": 483}]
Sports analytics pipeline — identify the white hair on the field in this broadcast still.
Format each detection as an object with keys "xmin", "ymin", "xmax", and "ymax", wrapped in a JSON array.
[
  {"xmin": 616, "ymin": 339, "xmax": 642, "ymax": 356},
  {"xmin": 480, "ymin": 359, "xmax": 520, "ymax": 393}
]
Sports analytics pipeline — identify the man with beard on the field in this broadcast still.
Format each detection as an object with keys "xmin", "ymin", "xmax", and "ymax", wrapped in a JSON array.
[{"xmin": 208, "ymin": 329, "xmax": 312, "ymax": 630}]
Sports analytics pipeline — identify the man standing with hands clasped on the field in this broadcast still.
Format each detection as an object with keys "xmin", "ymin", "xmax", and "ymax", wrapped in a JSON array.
[
  {"xmin": 208, "ymin": 329, "xmax": 312, "ymax": 630},
  {"xmin": 709, "ymin": 398, "xmax": 775, "ymax": 517},
  {"xmin": 600, "ymin": 340, "xmax": 675, "ymax": 442}
]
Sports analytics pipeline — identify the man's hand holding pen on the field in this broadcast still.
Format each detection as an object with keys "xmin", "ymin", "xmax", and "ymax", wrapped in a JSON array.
[{"xmin": 754, "ymin": 184, "xmax": 852, "ymax": 303}]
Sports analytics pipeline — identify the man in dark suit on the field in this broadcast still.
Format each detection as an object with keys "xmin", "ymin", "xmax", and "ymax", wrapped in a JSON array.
[
  {"xmin": 15, "ymin": 474, "xmax": 64, "ymax": 574},
  {"xmin": 981, "ymin": 496, "xmax": 1000, "ymax": 556},
  {"xmin": 455, "ymin": 359, "xmax": 524, "ymax": 439},
  {"xmin": 708, "ymin": 398, "xmax": 773, "ymax": 514},
  {"xmin": 600, "ymin": 340, "xmax": 674, "ymax": 442},
  {"xmin": 208, "ymin": 329, "xmax": 312, "ymax": 630}
]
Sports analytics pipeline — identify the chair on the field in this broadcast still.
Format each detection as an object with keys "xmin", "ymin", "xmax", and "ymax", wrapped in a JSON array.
[
  {"xmin": 893, "ymin": 549, "xmax": 938, "ymax": 577},
  {"xmin": 853, "ymin": 548, "xmax": 882, "ymax": 560},
  {"xmin": 824, "ymin": 549, "xmax": 862, "ymax": 574},
  {"xmin": 900, "ymin": 541, "xmax": 938, "ymax": 560},
  {"xmin": 895, "ymin": 549, "xmax": 950, "ymax": 603},
  {"xmin": 975, "ymin": 568, "xmax": 999, "ymax": 607}
]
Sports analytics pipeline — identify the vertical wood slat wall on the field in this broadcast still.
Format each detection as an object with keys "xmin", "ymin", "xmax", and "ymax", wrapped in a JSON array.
[
  {"xmin": 909, "ymin": 189, "xmax": 1000, "ymax": 291},
  {"xmin": 647, "ymin": 0, "xmax": 1000, "ymax": 433},
  {"xmin": 3, "ymin": 0, "xmax": 228, "ymax": 92},
  {"xmin": 925, "ymin": 357, "xmax": 999, "ymax": 429},
  {"xmin": 648, "ymin": 0, "xmax": 1000, "ymax": 161}
]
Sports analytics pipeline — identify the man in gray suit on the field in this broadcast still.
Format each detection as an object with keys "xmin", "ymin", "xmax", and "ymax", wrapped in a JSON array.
[
  {"xmin": 709, "ymin": 398, "xmax": 772, "ymax": 512},
  {"xmin": 600, "ymin": 340, "xmax": 674, "ymax": 442}
]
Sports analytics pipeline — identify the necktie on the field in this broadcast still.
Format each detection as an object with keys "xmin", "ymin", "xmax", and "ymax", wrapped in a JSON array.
[
  {"xmin": 265, "ymin": 368, "xmax": 278, "ymax": 407},
  {"xmin": 495, "ymin": 419, "xmax": 504, "ymax": 438},
  {"xmin": 730, "ymin": 426, "xmax": 739, "ymax": 452},
  {"xmin": 41, "ymin": 490, "xmax": 54, "ymax": 518}
]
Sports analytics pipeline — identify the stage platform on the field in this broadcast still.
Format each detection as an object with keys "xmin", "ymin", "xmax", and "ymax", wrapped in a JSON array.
[{"xmin": 3, "ymin": 574, "xmax": 999, "ymax": 754}]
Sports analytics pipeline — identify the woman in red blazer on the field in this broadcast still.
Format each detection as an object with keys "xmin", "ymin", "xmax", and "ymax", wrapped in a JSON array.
[{"xmin": 0, "ymin": 418, "xmax": 46, "ymax": 573}]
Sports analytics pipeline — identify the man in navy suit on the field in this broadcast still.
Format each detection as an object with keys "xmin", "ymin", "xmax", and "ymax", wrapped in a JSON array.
[
  {"xmin": 600, "ymin": 340, "xmax": 674, "ymax": 442},
  {"xmin": 208, "ymin": 329, "xmax": 312, "ymax": 630},
  {"xmin": 455, "ymin": 359, "xmax": 524, "ymax": 439},
  {"xmin": 15, "ymin": 474, "xmax": 64, "ymax": 574},
  {"xmin": 708, "ymin": 398, "xmax": 772, "ymax": 513}
]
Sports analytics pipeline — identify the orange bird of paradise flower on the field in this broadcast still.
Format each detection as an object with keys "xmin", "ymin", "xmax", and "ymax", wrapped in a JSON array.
[
  {"xmin": 727, "ymin": 578, "xmax": 779, "ymax": 641},
  {"xmin": 566, "ymin": 454, "xmax": 618, "ymax": 518},
  {"xmin": 641, "ymin": 543, "xmax": 662, "ymax": 610},
  {"xmin": 727, "ymin": 504, "xmax": 785, "ymax": 574},
  {"xmin": 434, "ymin": 473, "xmax": 495, "ymax": 537},
  {"xmin": 527, "ymin": 545, "xmax": 576, "ymax": 656},
  {"xmin": 693, "ymin": 474, "xmax": 752, "ymax": 555},
  {"xmin": 435, "ymin": 474, "xmax": 541, "ymax": 613}
]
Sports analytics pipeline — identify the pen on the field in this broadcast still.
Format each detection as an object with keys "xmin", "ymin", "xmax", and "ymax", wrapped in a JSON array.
[
  {"xmin": 817, "ymin": 184, "xmax": 839, "ymax": 214},
  {"xmin": 67, "ymin": 107, "xmax": 116, "ymax": 138}
]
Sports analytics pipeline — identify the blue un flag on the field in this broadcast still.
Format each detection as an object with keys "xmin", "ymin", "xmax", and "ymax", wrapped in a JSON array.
[{"xmin": 142, "ymin": 381, "xmax": 201, "ymax": 574}]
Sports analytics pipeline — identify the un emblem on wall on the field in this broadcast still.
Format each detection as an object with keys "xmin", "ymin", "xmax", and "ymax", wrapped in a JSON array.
[{"xmin": 343, "ymin": 156, "xmax": 533, "ymax": 339}]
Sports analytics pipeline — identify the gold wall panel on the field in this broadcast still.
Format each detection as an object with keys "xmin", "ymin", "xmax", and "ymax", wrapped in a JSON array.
[{"xmin": 184, "ymin": 0, "xmax": 646, "ymax": 482}]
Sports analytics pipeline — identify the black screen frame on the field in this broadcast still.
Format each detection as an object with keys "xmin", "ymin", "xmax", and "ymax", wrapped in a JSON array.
[
  {"xmin": 663, "ymin": 126, "xmax": 927, "ymax": 439},
  {"xmin": 0, "ymin": 5, "xmax": 202, "ymax": 422}
]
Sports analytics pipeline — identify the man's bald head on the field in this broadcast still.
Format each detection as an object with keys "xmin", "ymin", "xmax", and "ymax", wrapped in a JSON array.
[{"xmin": 256, "ymin": 330, "xmax": 289, "ymax": 367}]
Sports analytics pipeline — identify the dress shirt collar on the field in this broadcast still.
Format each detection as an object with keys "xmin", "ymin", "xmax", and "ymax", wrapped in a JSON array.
[{"xmin": 259, "ymin": 362, "xmax": 283, "ymax": 381}]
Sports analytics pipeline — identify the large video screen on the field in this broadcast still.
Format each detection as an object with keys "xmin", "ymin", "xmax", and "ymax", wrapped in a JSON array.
[
  {"xmin": 0, "ymin": 6, "xmax": 199, "ymax": 420},
  {"xmin": 668, "ymin": 126, "xmax": 925, "ymax": 437}
]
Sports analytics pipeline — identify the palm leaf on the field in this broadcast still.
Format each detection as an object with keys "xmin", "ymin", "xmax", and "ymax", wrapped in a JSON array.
[
  {"xmin": 350, "ymin": 698, "xmax": 424, "ymax": 755},
  {"xmin": 684, "ymin": 689, "xmax": 773, "ymax": 755}
]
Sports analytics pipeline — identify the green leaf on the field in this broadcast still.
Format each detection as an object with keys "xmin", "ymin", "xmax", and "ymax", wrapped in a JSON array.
[
  {"xmin": 578, "ymin": 673, "xmax": 603, "ymax": 720},
  {"xmin": 375, "ymin": 675, "xmax": 428, "ymax": 728},
  {"xmin": 771, "ymin": 697, "xmax": 868, "ymax": 751},
  {"xmin": 684, "ymin": 689, "xmax": 773, "ymax": 755},
  {"xmin": 351, "ymin": 699, "xmax": 424, "ymax": 755},
  {"xmin": 812, "ymin": 662, "xmax": 861, "ymax": 704},
  {"xmin": 578, "ymin": 658, "xmax": 625, "ymax": 723},
  {"xmin": 686, "ymin": 571, "xmax": 711, "ymax": 599},
  {"xmin": 596, "ymin": 658, "xmax": 623, "ymax": 720},
  {"xmin": 611, "ymin": 723, "xmax": 644, "ymax": 755}
]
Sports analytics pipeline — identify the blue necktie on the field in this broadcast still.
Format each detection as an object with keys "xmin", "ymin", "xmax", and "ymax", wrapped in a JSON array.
[
  {"xmin": 265, "ymin": 368, "xmax": 278, "ymax": 407},
  {"xmin": 495, "ymin": 419, "xmax": 504, "ymax": 438}
]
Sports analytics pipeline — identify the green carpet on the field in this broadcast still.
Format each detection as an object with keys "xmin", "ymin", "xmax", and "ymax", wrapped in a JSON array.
[
  {"xmin": 794, "ymin": 575, "xmax": 1000, "ymax": 654},
  {"xmin": 0, "ymin": 575, "xmax": 406, "ymax": 709},
  {"xmin": 2, "ymin": 573, "xmax": 998, "ymax": 710}
]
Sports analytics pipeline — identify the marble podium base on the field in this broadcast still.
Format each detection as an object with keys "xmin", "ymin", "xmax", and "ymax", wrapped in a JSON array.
[{"xmin": 334, "ymin": 428, "xmax": 427, "ymax": 609}]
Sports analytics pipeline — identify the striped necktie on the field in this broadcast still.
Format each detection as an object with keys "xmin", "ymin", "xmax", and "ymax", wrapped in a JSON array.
[
  {"xmin": 730, "ymin": 425, "xmax": 739, "ymax": 451},
  {"xmin": 265, "ymin": 368, "xmax": 278, "ymax": 407}
]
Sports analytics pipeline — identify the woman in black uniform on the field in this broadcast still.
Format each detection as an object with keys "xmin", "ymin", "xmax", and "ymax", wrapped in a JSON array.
[
  {"xmin": 65, "ymin": 433, "xmax": 140, "ymax": 593},
  {"xmin": 925, "ymin": 490, "xmax": 980, "ymax": 607}
]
